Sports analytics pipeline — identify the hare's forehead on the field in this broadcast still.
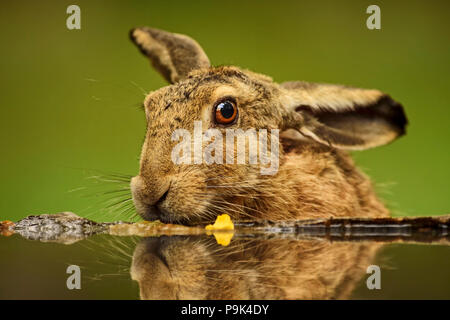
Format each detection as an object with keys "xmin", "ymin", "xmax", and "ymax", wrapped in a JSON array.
[{"xmin": 144, "ymin": 81, "xmax": 247, "ymax": 111}]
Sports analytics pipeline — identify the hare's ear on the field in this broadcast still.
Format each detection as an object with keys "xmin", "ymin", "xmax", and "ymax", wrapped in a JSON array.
[
  {"xmin": 281, "ymin": 82, "xmax": 408, "ymax": 150},
  {"xmin": 130, "ymin": 27, "xmax": 210, "ymax": 83}
]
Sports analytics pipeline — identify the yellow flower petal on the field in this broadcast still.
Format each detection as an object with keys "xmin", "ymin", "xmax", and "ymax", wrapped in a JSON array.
[
  {"xmin": 205, "ymin": 214, "xmax": 234, "ymax": 230},
  {"xmin": 205, "ymin": 214, "xmax": 235, "ymax": 246}
]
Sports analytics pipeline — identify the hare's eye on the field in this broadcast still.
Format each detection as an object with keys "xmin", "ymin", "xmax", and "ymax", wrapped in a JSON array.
[{"xmin": 214, "ymin": 100, "xmax": 238, "ymax": 125}]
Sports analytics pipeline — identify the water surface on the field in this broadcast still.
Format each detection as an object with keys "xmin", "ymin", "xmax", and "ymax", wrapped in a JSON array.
[{"xmin": 1, "ymin": 232, "xmax": 449, "ymax": 299}]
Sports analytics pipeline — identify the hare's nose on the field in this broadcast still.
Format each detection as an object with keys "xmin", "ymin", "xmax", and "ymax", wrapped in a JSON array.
[{"xmin": 130, "ymin": 175, "xmax": 170, "ymax": 207}]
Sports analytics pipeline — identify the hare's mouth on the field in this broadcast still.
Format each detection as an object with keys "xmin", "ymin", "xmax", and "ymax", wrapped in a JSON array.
[
  {"xmin": 138, "ymin": 203, "xmax": 188, "ymax": 225},
  {"xmin": 138, "ymin": 205, "xmax": 162, "ymax": 221},
  {"xmin": 138, "ymin": 204, "xmax": 167, "ymax": 221},
  {"xmin": 155, "ymin": 207, "xmax": 177, "ymax": 224}
]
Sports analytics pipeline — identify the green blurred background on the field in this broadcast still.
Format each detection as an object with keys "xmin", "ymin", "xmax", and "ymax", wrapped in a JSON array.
[{"xmin": 0, "ymin": 0, "xmax": 449, "ymax": 222}]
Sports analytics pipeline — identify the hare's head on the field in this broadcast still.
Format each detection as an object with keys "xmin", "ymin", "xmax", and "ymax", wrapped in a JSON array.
[{"xmin": 129, "ymin": 27, "xmax": 407, "ymax": 224}]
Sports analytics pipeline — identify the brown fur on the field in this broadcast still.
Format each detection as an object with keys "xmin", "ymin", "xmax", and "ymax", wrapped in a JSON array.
[
  {"xmin": 130, "ymin": 236, "xmax": 383, "ymax": 299},
  {"xmin": 128, "ymin": 27, "xmax": 407, "ymax": 224}
]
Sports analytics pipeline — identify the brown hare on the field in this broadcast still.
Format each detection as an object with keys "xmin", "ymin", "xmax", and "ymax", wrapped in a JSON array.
[{"xmin": 129, "ymin": 27, "xmax": 407, "ymax": 224}]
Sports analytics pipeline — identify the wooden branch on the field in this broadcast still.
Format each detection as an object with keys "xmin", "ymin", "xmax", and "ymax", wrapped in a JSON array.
[{"xmin": 2, "ymin": 212, "xmax": 449, "ymax": 245}]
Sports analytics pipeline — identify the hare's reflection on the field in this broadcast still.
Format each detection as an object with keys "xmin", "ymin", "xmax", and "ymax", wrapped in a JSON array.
[{"xmin": 130, "ymin": 236, "xmax": 382, "ymax": 299}]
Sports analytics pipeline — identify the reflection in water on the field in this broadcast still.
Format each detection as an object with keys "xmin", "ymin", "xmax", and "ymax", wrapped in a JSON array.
[
  {"xmin": 130, "ymin": 236, "xmax": 382, "ymax": 299},
  {"xmin": 4, "ymin": 214, "xmax": 447, "ymax": 299}
]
